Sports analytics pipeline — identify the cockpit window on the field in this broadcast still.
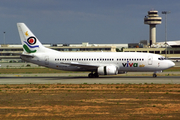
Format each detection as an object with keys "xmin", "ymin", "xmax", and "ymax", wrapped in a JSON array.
[{"xmin": 158, "ymin": 57, "xmax": 166, "ymax": 60}]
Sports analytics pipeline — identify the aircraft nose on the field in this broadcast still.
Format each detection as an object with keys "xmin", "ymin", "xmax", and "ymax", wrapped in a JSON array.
[{"xmin": 168, "ymin": 61, "xmax": 175, "ymax": 68}]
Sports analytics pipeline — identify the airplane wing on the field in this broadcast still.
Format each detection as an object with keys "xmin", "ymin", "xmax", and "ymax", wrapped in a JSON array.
[{"xmin": 60, "ymin": 62, "xmax": 99, "ymax": 70}]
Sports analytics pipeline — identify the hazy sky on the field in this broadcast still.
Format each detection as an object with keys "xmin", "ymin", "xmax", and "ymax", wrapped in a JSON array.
[{"xmin": 0, "ymin": 0, "xmax": 180, "ymax": 44}]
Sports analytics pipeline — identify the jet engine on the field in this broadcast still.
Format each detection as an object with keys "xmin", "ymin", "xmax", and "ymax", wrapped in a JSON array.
[{"xmin": 98, "ymin": 66, "xmax": 118, "ymax": 75}]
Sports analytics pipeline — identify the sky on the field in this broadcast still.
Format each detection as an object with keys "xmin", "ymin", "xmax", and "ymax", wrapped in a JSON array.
[{"xmin": 1, "ymin": 0, "xmax": 180, "ymax": 44}]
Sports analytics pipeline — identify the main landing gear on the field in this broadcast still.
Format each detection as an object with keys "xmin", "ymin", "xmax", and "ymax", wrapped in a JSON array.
[
  {"xmin": 88, "ymin": 72, "xmax": 99, "ymax": 78},
  {"xmin": 153, "ymin": 73, "xmax": 157, "ymax": 78}
]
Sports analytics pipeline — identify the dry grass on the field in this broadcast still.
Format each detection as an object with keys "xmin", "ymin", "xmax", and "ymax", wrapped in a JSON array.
[{"xmin": 0, "ymin": 84, "xmax": 180, "ymax": 120}]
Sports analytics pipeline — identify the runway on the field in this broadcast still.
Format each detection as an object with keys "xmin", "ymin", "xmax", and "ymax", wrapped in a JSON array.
[{"xmin": 0, "ymin": 72, "xmax": 180, "ymax": 84}]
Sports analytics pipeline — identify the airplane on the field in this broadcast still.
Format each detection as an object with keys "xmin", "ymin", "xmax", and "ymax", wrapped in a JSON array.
[{"xmin": 17, "ymin": 23, "xmax": 175, "ymax": 78}]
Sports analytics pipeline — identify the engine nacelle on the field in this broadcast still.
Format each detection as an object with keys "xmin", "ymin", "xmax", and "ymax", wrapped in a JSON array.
[{"xmin": 98, "ymin": 66, "xmax": 118, "ymax": 75}]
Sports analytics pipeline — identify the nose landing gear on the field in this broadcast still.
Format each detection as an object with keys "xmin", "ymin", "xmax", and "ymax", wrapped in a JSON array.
[{"xmin": 153, "ymin": 71, "xmax": 162, "ymax": 77}]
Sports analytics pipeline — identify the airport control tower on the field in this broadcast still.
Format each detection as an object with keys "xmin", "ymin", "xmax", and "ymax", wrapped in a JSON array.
[{"xmin": 144, "ymin": 10, "xmax": 162, "ymax": 45}]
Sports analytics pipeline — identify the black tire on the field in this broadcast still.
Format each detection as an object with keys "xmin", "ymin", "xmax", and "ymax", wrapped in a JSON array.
[
  {"xmin": 88, "ymin": 73, "xmax": 93, "ymax": 78},
  {"xmin": 94, "ymin": 73, "xmax": 99, "ymax": 78},
  {"xmin": 153, "ymin": 74, "xmax": 157, "ymax": 78}
]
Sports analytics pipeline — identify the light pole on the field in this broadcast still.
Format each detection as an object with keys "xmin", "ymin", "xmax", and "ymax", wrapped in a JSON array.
[
  {"xmin": 162, "ymin": 11, "xmax": 170, "ymax": 58},
  {"xmin": 3, "ymin": 32, "xmax": 6, "ymax": 45}
]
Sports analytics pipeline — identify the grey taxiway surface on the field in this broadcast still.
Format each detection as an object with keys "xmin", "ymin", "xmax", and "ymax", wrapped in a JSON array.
[{"xmin": 0, "ymin": 72, "xmax": 179, "ymax": 84}]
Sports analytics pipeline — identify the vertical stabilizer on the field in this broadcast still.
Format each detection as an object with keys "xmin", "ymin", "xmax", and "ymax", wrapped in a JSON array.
[{"xmin": 17, "ymin": 23, "xmax": 46, "ymax": 53}]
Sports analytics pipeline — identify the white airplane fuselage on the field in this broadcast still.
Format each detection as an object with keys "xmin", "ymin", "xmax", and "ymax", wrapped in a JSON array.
[{"xmin": 21, "ymin": 49, "xmax": 174, "ymax": 72}]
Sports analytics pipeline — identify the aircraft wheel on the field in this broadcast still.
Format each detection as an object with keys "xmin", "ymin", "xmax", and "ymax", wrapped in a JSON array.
[
  {"xmin": 153, "ymin": 74, "xmax": 157, "ymax": 78},
  {"xmin": 88, "ymin": 72, "xmax": 99, "ymax": 78},
  {"xmin": 88, "ymin": 73, "xmax": 93, "ymax": 78},
  {"xmin": 93, "ymin": 73, "xmax": 99, "ymax": 78}
]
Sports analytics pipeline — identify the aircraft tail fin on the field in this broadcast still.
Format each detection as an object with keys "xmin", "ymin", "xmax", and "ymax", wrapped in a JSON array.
[{"xmin": 17, "ymin": 23, "xmax": 47, "ymax": 53}]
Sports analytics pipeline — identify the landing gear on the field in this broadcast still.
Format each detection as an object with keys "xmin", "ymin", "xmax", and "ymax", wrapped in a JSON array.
[
  {"xmin": 88, "ymin": 73, "xmax": 93, "ymax": 78},
  {"xmin": 153, "ymin": 73, "xmax": 157, "ymax": 78},
  {"xmin": 153, "ymin": 71, "xmax": 162, "ymax": 77},
  {"xmin": 88, "ymin": 72, "xmax": 99, "ymax": 78}
]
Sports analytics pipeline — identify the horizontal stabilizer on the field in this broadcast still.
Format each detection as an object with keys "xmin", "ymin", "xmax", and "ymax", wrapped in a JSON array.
[{"xmin": 20, "ymin": 54, "xmax": 34, "ymax": 58}]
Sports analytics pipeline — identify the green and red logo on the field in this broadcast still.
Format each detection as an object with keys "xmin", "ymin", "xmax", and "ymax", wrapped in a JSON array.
[{"xmin": 23, "ymin": 36, "xmax": 39, "ymax": 53}]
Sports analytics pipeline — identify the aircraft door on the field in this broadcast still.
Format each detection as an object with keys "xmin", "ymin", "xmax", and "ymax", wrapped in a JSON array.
[
  {"xmin": 45, "ymin": 56, "xmax": 49, "ymax": 65},
  {"xmin": 148, "ymin": 56, "xmax": 153, "ymax": 65}
]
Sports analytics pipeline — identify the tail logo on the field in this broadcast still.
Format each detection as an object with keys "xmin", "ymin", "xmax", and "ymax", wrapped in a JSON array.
[
  {"xmin": 23, "ymin": 36, "xmax": 39, "ymax": 53},
  {"xmin": 27, "ymin": 36, "xmax": 36, "ymax": 45},
  {"xmin": 25, "ymin": 31, "xmax": 29, "ymax": 37}
]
